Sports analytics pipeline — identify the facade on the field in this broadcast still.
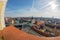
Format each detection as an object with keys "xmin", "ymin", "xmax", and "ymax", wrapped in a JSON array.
[{"xmin": 0, "ymin": 0, "xmax": 7, "ymax": 30}]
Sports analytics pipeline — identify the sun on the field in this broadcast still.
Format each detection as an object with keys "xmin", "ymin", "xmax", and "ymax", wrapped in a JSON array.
[{"xmin": 49, "ymin": 1, "xmax": 58, "ymax": 10}]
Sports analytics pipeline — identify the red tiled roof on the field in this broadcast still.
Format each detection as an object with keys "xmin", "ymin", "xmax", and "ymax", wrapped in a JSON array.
[
  {"xmin": 0, "ymin": 25, "xmax": 60, "ymax": 40},
  {"xmin": 0, "ymin": 30, "xmax": 2, "ymax": 38},
  {"xmin": 34, "ymin": 21, "xmax": 44, "ymax": 26}
]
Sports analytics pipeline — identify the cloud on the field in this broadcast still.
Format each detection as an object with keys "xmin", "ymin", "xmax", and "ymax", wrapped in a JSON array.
[
  {"xmin": 5, "ymin": 0, "xmax": 60, "ymax": 18},
  {"xmin": 5, "ymin": 7, "xmax": 60, "ymax": 18}
]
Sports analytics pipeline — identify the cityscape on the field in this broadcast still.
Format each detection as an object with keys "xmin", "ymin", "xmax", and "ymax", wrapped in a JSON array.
[
  {"xmin": 1, "ymin": 0, "xmax": 60, "ymax": 40},
  {"xmin": 4, "ymin": 17, "xmax": 60, "ymax": 37},
  {"xmin": 4, "ymin": 0, "xmax": 60, "ymax": 37}
]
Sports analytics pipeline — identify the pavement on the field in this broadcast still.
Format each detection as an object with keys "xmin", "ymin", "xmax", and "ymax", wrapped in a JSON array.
[{"xmin": 22, "ymin": 25, "xmax": 44, "ymax": 37}]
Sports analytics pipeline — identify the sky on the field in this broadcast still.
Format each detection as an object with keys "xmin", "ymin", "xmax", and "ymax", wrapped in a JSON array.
[{"xmin": 5, "ymin": 0, "xmax": 60, "ymax": 18}]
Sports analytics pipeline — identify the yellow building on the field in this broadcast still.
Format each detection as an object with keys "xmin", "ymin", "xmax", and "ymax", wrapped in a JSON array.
[{"xmin": 0, "ymin": 0, "xmax": 7, "ymax": 30}]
